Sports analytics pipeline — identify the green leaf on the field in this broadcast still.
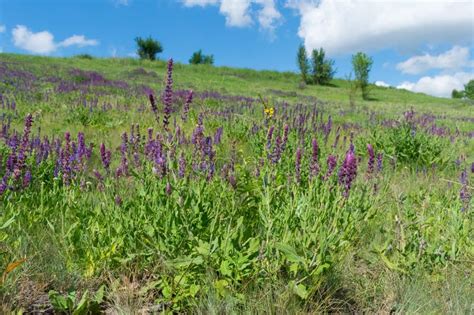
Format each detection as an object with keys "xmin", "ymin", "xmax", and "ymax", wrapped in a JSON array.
[
  {"xmin": 219, "ymin": 260, "xmax": 233, "ymax": 277},
  {"xmin": 275, "ymin": 242, "xmax": 304, "ymax": 264}
]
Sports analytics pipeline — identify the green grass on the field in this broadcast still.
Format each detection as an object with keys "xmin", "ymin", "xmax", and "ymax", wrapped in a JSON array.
[{"xmin": 0, "ymin": 53, "xmax": 473, "ymax": 313}]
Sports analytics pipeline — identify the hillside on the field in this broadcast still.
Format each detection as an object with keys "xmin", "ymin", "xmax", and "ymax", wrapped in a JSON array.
[{"xmin": 0, "ymin": 53, "xmax": 473, "ymax": 313}]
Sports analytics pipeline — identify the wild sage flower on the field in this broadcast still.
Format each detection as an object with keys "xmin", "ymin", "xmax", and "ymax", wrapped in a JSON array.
[
  {"xmin": 163, "ymin": 58, "xmax": 174, "ymax": 130},
  {"xmin": 13, "ymin": 113, "xmax": 33, "ymax": 179},
  {"xmin": 367, "ymin": 144, "xmax": 375, "ymax": 176},
  {"xmin": 100, "ymin": 143, "xmax": 111, "ymax": 171},
  {"xmin": 181, "ymin": 90, "xmax": 193, "ymax": 122},
  {"xmin": 149, "ymin": 93, "xmax": 160, "ymax": 124},
  {"xmin": 460, "ymin": 169, "xmax": 471, "ymax": 212},
  {"xmin": 377, "ymin": 153, "xmax": 383, "ymax": 172},
  {"xmin": 310, "ymin": 138, "xmax": 320, "ymax": 178},
  {"xmin": 338, "ymin": 150, "xmax": 358, "ymax": 197},
  {"xmin": 295, "ymin": 147, "xmax": 302, "ymax": 183},
  {"xmin": 325, "ymin": 155, "xmax": 337, "ymax": 180},
  {"xmin": 266, "ymin": 126, "xmax": 274, "ymax": 150}
]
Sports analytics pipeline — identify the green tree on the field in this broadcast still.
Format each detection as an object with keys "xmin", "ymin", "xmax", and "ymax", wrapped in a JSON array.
[
  {"xmin": 463, "ymin": 79, "xmax": 474, "ymax": 100},
  {"xmin": 451, "ymin": 89, "xmax": 464, "ymax": 99},
  {"xmin": 135, "ymin": 36, "xmax": 163, "ymax": 61},
  {"xmin": 296, "ymin": 44, "xmax": 310, "ymax": 83},
  {"xmin": 352, "ymin": 52, "xmax": 373, "ymax": 100},
  {"xmin": 311, "ymin": 48, "xmax": 335, "ymax": 85},
  {"xmin": 189, "ymin": 50, "xmax": 214, "ymax": 65}
]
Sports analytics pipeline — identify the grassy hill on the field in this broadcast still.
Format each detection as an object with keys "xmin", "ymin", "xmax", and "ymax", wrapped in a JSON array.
[{"xmin": 0, "ymin": 53, "xmax": 473, "ymax": 313}]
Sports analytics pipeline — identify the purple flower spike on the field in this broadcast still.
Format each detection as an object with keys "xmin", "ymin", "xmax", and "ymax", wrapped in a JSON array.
[
  {"xmin": 325, "ymin": 155, "xmax": 337, "ymax": 180},
  {"xmin": 266, "ymin": 126, "xmax": 274, "ymax": 150},
  {"xmin": 460, "ymin": 169, "xmax": 471, "ymax": 212},
  {"xmin": 178, "ymin": 153, "xmax": 186, "ymax": 178},
  {"xmin": 367, "ymin": 144, "xmax": 375, "ymax": 176},
  {"xmin": 182, "ymin": 90, "xmax": 193, "ymax": 122},
  {"xmin": 163, "ymin": 58, "xmax": 174, "ymax": 130},
  {"xmin": 100, "ymin": 143, "xmax": 112, "ymax": 171},
  {"xmin": 295, "ymin": 147, "xmax": 302, "ymax": 183},
  {"xmin": 149, "ymin": 94, "xmax": 160, "ymax": 124},
  {"xmin": 310, "ymin": 138, "xmax": 320, "ymax": 179},
  {"xmin": 377, "ymin": 153, "xmax": 383, "ymax": 172},
  {"xmin": 338, "ymin": 150, "xmax": 358, "ymax": 197}
]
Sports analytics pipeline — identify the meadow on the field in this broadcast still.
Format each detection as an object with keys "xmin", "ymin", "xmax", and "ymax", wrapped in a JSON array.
[{"xmin": 0, "ymin": 53, "xmax": 473, "ymax": 314}]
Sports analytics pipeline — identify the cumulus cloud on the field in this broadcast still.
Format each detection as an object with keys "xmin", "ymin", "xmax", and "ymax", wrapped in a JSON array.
[
  {"xmin": 12, "ymin": 25, "xmax": 98, "ymax": 54},
  {"xmin": 58, "ymin": 35, "xmax": 98, "ymax": 48},
  {"xmin": 12, "ymin": 25, "xmax": 56, "ymax": 54},
  {"xmin": 396, "ymin": 46, "xmax": 472, "ymax": 75},
  {"xmin": 0, "ymin": 25, "xmax": 5, "ymax": 33},
  {"xmin": 287, "ymin": 0, "xmax": 473, "ymax": 55},
  {"xmin": 375, "ymin": 81, "xmax": 390, "ymax": 87},
  {"xmin": 182, "ymin": 0, "xmax": 281, "ymax": 31},
  {"xmin": 397, "ymin": 72, "xmax": 473, "ymax": 98}
]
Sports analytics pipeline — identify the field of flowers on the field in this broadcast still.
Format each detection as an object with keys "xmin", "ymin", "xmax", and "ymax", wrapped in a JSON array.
[{"xmin": 0, "ymin": 54, "xmax": 473, "ymax": 313}]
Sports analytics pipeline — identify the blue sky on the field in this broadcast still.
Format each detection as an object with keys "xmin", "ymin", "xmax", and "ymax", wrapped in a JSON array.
[{"xmin": 0, "ymin": 0, "xmax": 472, "ymax": 97}]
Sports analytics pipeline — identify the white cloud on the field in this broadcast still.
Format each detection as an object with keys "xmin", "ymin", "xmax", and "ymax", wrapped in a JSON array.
[
  {"xmin": 220, "ymin": 0, "xmax": 252, "ymax": 27},
  {"xmin": 114, "ymin": 0, "xmax": 130, "ymax": 5},
  {"xmin": 182, "ymin": 0, "xmax": 281, "ymax": 31},
  {"xmin": 58, "ymin": 35, "xmax": 98, "ymax": 48},
  {"xmin": 375, "ymin": 80, "xmax": 390, "ymax": 87},
  {"xmin": 12, "ymin": 25, "xmax": 56, "ymax": 54},
  {"xmin": 0, "ymin": 25, "xmax": 5, "ymax": 33},
  {"xmin": 255, "ymin": 0, "xmax": 282, "ymax": 31},
  {"xmin": 182, "ymin": 0, "xmax": 218, "ymax": 6},
  {"xmin": 396, "ymin": 46, "xmax": 472, "ymax": 75},
  {"xmin": 12, "ymin": 25, "xmax": 98, "ymax": 54},
  {"xmin": 287, "ymin": 0, "xmax": 473, "ymax": 55},
  {"xmin": 397, "ymin": 72, "xmax": 473, "ymax": 97}
]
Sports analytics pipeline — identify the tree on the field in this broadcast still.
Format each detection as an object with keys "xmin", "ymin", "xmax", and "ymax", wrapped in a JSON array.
[
  {"xmin": 463, "ymin": 79, "xmax": 474, "ymax": 100},
  {"xmin": 189, "ymin": 50, "xmax": 214, "ymax": 65},
  {"xmin": 311, "ymin": 48, "xmax": 335, "ymax": 85},
  {"xmin": 135, "ymin": 37, "xmax": 163, "ymax": 61},
  {"xmin": 296, "ymin": 44, "xmax": 310, "ymax": 83},
  {"xmin": 452, "ymin": 89, "xmax": 464, "ymax": 99},
  {"xmin": 352, "ymin": 52, "xmax": 373, "ymax": 100}
]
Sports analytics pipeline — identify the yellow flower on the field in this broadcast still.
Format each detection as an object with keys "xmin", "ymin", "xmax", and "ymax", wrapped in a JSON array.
[{"xmin": 264, "ymin": 107, "xmax": 274, "ymax": 118}]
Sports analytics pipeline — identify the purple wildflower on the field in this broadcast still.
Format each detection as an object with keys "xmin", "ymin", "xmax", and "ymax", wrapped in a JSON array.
[
  {"xmin": 178, "ymin": 153, "xmax": 186, "ymax": 178},
  {"xmin": 23, "ymin": 170, "xmax": 31, "ymax": 187},
  {"xmin": 281, "ymin": 124, "xmax": 289, "ymax": 151},
  {"xmin": 310, "ymin": 138, "xmax": 320, "ymax": 178},
  {"xmin": 214, "ymin": 127, "xmax": 223, "ymax": 145},
  {"xmin": 367, "ymin": 144, "xmax": 375, "ymax": 176},
  {"xmin": 460, "ymin": 169, "xmax": 471, "ymax": 212},
  {"xmin": 100, "ymin": 143, "xmax": 111, "ymax": 171},
  {"xmin": 295, "ymin": 147, "xmax": 302, "ymax": 183},
  {"xmin": 163, "ymin": 58, "xmax": 174, "ymax": 130},
  {"xmin": 149, "ymin": 94, "xmax": 160, "ymax": 124},
  {"xmin": 377, "ymin": 153, "xmax": 383, "ymax": 172},
  {"xmin": 181, "ymin": 90, "xmax": 193, "ymax": 122},
  {"xmin": 266, "ymin": 126, "xmax": 274, "ymax": 150},
  {"xmin": 13, "ymin": 114, "xmax": 33, "ymax": 179},
  {"xmin": 325, "ymin": 155, "xmax": 337, "ymax": 180},
  {"xmin": 338, "ymin": 150, "xmax": 358, "ymax": 197}
]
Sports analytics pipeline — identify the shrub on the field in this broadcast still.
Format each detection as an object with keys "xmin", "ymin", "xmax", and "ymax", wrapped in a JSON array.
[
  {"xmin": 352, "ymin": 52, "xmax": 373, "ymax": 100},
  {"xmin": 189, "ymin": 50, "xmax": 214, "ymax": 65},
  {"xmin": 135, "ymin": 36, "xmax": 163, "ymax": 61},
  {"xmin": 74, "ymin": 54, "xmax": 94, "ymax": 60},
  {"xmin": 451, "ymin": 89, "xmax": 464, "ymax": 99},
  {"xmin": 296, "ymin": 44, "xmax": 310, "ymax": 84},
  {"xmin": 463, "ymin": 79, "xmax": 474, "ymax": 100},
  {"xmin": 311, "ymin": 48, "xmax": 335, "ymax": 85}
]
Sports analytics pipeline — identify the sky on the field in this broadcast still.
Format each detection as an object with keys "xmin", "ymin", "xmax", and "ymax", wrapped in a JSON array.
[{"xmin": 0, "ymin": 0, "xmax": 473, "ymax": 98}]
